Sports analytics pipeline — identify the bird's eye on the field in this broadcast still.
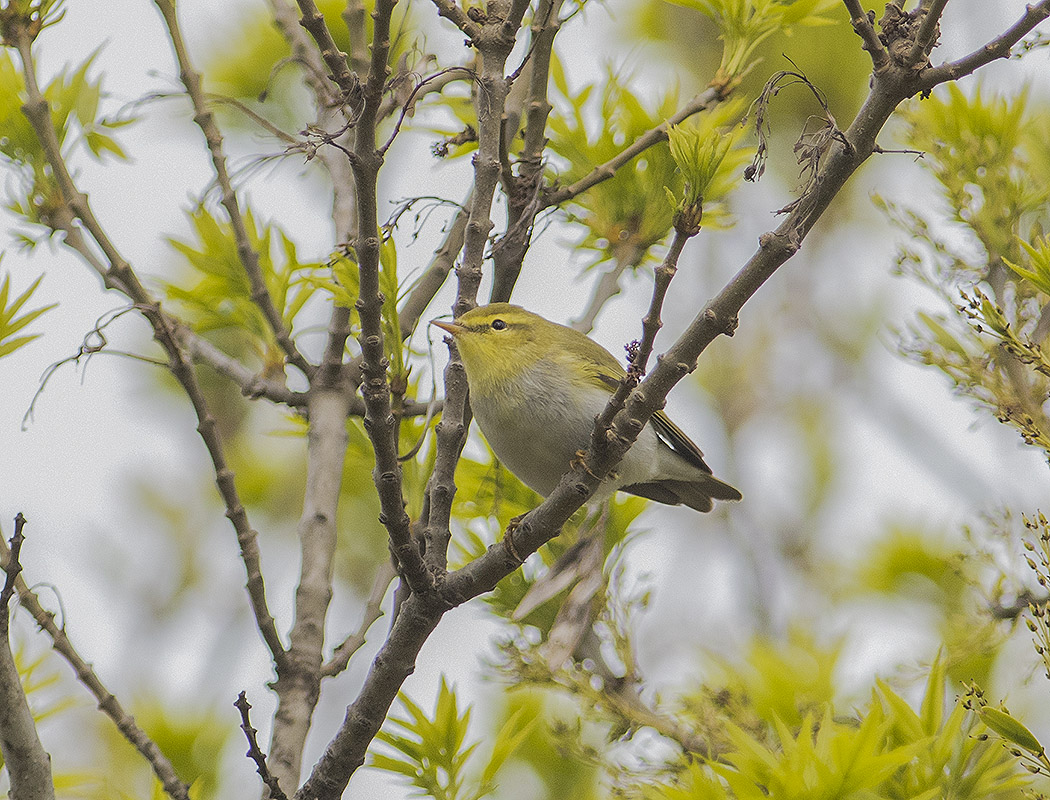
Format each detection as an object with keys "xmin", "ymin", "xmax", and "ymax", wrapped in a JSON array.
[{"xmin": 491, "ymin": 319, "xmax": 507, "ymax": 331}]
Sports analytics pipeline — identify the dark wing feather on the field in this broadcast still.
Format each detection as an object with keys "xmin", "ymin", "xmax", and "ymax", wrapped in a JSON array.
[{"xmin": 594, "ymin": 371, "xmax": 713, "ymax": 473}]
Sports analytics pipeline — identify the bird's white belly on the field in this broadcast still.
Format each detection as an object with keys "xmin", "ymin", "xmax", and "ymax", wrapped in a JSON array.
[{"xmin": 470, "ymin": 374, "xmax": 663, "ymax": 497}]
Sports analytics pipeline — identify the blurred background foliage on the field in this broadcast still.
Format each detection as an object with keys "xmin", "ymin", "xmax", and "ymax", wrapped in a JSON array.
[{"xmin": 2, "ymin": 0, "xmax": 1050, "ymax": 796}]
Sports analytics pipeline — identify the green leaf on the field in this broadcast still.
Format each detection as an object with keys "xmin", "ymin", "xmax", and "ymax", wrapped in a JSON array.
[
  {"xmin": 920, "ymin": 650, "xmax": 946, "ymax": 736},
  {"xmin": 477, "ymin": 707, "xmax": 536, "ymax": 792},
  {"xmin": 979, "ymin": 706, "xmax": 1045, "ymax": 755},
  {"xmin": 0, "ymin": 271, "xmax": 56, "ymax": 360}
]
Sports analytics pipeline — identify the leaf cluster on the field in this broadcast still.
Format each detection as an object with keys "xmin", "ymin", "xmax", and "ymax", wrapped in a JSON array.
[
  {"xmin": 659, "ymin": 0, "xmax": 838, "ymax": 82},
  {"xmin": 0, "ymin": 50, "xmax": 131, "ymax": 244},
  {"xmin": 638, "ymin": 653, "xmax": 1025, "ymax": 800},
  {"xmin": 164, "ymin": 206, "xmax": 322, "ymax": 375},
  {"xmin": 546, "ymin": 65, "xmax": 684, "ymax": 270},
  {"xmin": 665, "ymin": 97, "xmax": 753, "ymax": 222},
  {"xmin": 0, "ymin": 269, "xmax": 54, "ymax": 359},
  {"xmin": 371, "ymin": 679, "xmax": 535, "ymax": 800},
  {"xmin": 888, "ymin": 85, "xmax": 1050, "ymax": 462}
]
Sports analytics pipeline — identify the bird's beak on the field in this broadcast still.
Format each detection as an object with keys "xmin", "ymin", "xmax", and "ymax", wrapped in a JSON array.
[{"xmin": 430, "ymin": 319, "xmax": 464, "ymax": 337}]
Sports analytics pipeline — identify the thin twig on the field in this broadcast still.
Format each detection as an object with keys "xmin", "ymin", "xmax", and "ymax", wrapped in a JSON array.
[
  {"xmin": 0, "ymin": 525, "xmax": 190, "ymax": 800},
  {"xmin": 154, "ymin": 0, "xmax": 316, "ymax": 381},
  {"xmin": 543, "ymin": 87, "xmax": 722, "ymax": 208},
  {"xmin": 321, "ymin": 560, "xmax": 397, "ymax": 677},
  {"xmin": 908, "ymin": 0, "xmax": 949, "ymax": 67},
  {"xmin": 0, "ymin": 513, "xmax": 55, "ymax": 800},
  {"xmin": 379, "ymin": 67, "xmax": 475, "ymax": 155},
  {"xmin": 236, "ymin": 692, "xmax": 289, "ymax": 800},
  {"xmin": 841, "ymin": 0, "xmax": 889, "ymax": 71},
  {"xmin": 918, "ymin": 0, "xmax": 1050, "ymax": 90},
  {"xmin": 11, "ymin": 20, "xmax": 289, "ymax": 673}
]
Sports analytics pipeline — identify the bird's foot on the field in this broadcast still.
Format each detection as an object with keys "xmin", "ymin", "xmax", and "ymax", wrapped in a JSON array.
[{"xmin": 503, "ymin": 514, "xmax": 525, "ymax": 563}]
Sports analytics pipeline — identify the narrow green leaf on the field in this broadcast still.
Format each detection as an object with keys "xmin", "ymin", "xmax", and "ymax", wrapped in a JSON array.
[
  {"xmin": 979, "ymin": 706, "xmax": 1044, "ymax": 755},
  {"xmin": 920, "ymin": 650, "xmax": 946, "ymax": 735},
  {"xmin": 0, "ymin": 334, "xmax": 40, "ymax": 358}
]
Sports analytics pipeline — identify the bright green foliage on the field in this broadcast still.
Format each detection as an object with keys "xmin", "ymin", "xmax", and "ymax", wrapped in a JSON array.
[
  {"xmin": 1005, "ymin": 238, "xmax": 1050, "ymax": 298},
  {"xmin": 636, "ymin": 653, "xmax": 1027, "ymax": 800},
  {"xmin": 371, "ymin": 678, "xmax": 535, "ymax": 800},
  {"xmin": 546, "ymin": 66, "xmax": 682, "ymax": 269},
  {"xmin": 687, "ymin": 630, "xmax": 840, "ymax": 731},
  {"xmin": 851, "ymin": 527, "xmax": 1004, "ymax": 687},
  {"xmin": 380, "ymin": 233, "xmax": 409, "ymax": 384},
  {"xmin": 884, "ymin": 81, "xmax": 1050, "ymax": 795},
  {"xmin": 165, "ymin": 206, "xmax": 321, "ymax": 374},
  {"xmin": 659, "ymin": 0, "xmax": 838, "ymax": 81},
  {"xmin": 900, "ymin": 85, "xmax": 1048, "ymax": 270},
  {"xmin": 0, "ymin": 269, "xmax": 55, "ymax": 358},
  {"xmin": 0, "ymin": 50, "xmax": 132, "ymax": 244},
  {"xmin": 888, "ymin": 85, "xmax": 1050, "ymax": 461},
  {"xmin": 666, "ymin": 98, "xmax": 752, "ymax": 222}
]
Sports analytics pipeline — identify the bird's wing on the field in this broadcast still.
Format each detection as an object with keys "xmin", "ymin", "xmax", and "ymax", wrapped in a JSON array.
[{"xmin": 592, "ymin": 368, "xmax": 713, "ymax": 474}]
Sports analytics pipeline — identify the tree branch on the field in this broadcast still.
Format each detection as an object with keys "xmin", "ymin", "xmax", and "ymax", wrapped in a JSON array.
[
  {"xmin": 236, "ymin": 692, "xmax": 289, "ymax": 800},
  {"xmin": 320, "ymin": 559, "xmax": 397, "ymax": 677},
  {"xmin": 270, "ymin": 0, "xmax": 342, "ymax": 108},
  {"xmin": 0, "ymin": 519, "xmax": 190, "ymax": 800},
  {"xmin": 428, "ymin": 0, "xmax": 482, "ymax": 40},
  {"xmin": 918, "ymin": 0, "xmax": 1050, "ymax": 90},
  {"xmin": 0, "ymin": 514, "xmax": 54, "ymax": 800},
  {"xmin": 421, "ymin": 4, "xmax": 526, "ymax": 579},
  {"xmin": 908, "ymin": 0, "xmax": 949, "ymax": 66},
  {"xmin": 153, "ymin": 0, "xmax": 315, "ymax": 381},
  {"xmin": 294, "ymin": 0, "xmax": 363, "ymax": 106},
  {"xmin": 295, "ymin": 595, "xmax": 444, "ymax": 799},
  {"xmin": 488, "ymin": 0, "xmax": 565, "ymax": 304},
  {"xmin": 269, "ymin": 389, "xmax": 350, "ymax": 788},
  {"xmin": 11, "ymin": 19, "xmax": 289, "ymax": 675},
  {"xmin": 841, "ymin": 0, "xmax": 889, "ymax": 71},
  {"xmin": 543, "ymin": 87, "xmax": 722, "ymax": 208}
]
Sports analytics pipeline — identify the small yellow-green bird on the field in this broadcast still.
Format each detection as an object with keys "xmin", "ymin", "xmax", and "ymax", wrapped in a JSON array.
[{"xmin": 431, "ymin": 303, "xmax": 741, "ymax": 512}]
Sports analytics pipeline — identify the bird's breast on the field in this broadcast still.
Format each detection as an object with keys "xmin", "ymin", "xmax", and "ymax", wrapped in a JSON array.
[{"xmin": 469, "ymin": 364, "xmax": 605, "ymax": 496}]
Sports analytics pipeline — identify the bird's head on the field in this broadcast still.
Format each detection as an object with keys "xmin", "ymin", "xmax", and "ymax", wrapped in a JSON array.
[{"xmin": 431, "ymin": 303, "xmax": 556, "ymax": 393}]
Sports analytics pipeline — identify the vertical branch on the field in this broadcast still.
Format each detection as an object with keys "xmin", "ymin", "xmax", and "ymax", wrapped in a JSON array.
[
  {"xmin": 295, "ymin": 595, "xmax": 443, "ymax": 799},
  {"xmin": 0, "ymin": 515, "xmax": 55, "ymax": 800},
  {"xmin": 909, "ymin": 0, "xmax": 950, "ymax": 65},
  {"xmin": 153, "ymin": 0, "xmax": 315, "ymax": 381},
  {"xmin": 268, "ymin": 390, "xmax": 350, "ymax": 789},
  {"xmin": 341, "ymin": 0, "xmax": 432, "ymax": 593},
  {"xmin": 424, "ymin": 0, "xmax": 529, "ymax": 572},
  {"xmin": 489, "ymin": 0, "xmax": 564, "ymax": 303}
]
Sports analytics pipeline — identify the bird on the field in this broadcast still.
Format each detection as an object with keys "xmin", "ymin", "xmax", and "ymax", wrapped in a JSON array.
[{"xmin": 431, "ymin": 303, "xmax": 741, "ymax": 512}]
